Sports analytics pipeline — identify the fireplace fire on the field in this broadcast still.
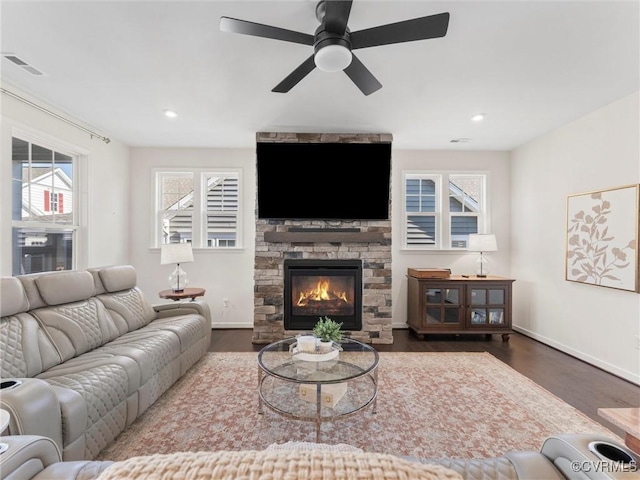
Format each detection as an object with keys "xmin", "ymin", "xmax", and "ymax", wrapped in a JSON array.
[
  {"xmin": 284, "ymin": 259, "xmax": 362, "ymax": 331},
  {"xmin": 293, "ymin": 276, "xmax": 354, "ymax": 315}
]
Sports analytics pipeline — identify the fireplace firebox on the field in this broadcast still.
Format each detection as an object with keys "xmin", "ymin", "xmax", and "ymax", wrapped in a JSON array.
[{"xmin": 284, "ymin": 259, "xmax": 363, "ymax": 331}]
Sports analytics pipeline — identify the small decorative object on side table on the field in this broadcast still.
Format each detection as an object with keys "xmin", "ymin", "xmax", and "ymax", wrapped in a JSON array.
[{"xmin": 159, "ymin": 287, "xmax": 205, "ymax": 302}]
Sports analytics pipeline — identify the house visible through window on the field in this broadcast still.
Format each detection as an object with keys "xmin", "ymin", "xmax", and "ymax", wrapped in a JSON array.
[
  {"xmin": 44, "ymin": 191, "xmax": 64, "ymax": 213},
  {"xmin": 155, "ymin": 169, "xmax": 240, "ymax": 248},
  {"xmin": 403, "ymin": 172, "xmax": 487, "ymax": 249},
  {"xmin": 11, "ymin": 136, "xmax": 77, "ymax": 275}
]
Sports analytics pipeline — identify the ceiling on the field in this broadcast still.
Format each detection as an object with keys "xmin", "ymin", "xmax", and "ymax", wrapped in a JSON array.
[{"xmin": 1, "ymin": 1, "xmax": 638, "ymax": 151}]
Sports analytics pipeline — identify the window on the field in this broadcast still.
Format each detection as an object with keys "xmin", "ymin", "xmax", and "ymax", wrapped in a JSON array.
[
  {"xmin": 154, "ymin": 169, "xmax": 240, "ymax": 248},
  {"xmin": 403, "ymin": 172, "xmax": 487, "ymax": 249},
  {"xmin": 11, "ymin": 136, "xmax": 78, "ymax": 275}
]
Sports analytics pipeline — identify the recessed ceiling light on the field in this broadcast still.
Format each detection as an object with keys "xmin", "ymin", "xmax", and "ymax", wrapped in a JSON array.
[
  {"xmin": 163, "ymin": 109, "xmax": 177, "ymax": 118},
  {"xmin": 471, "ymin": 113, "xmax": 485, "ymax": 122}
]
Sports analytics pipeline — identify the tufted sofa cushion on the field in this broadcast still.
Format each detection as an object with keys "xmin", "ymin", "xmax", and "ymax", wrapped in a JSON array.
[
  {"xmin": 32, "ymin": 299, "xmax": 120, "ymax": 362},
  {"xmin": 41, "ymin": 362, "xmax": 131, "ymax": 460},
  {"xmin": 89, "ymin": 266, "xmax": 156, "ymax": 333},
  {"xmin": 1, "ymin": 278, "xmax": 61, "ymax": 378},
  {"xmin": 0, "ymin": 314, "xmax": 61, "ymax": 378}
]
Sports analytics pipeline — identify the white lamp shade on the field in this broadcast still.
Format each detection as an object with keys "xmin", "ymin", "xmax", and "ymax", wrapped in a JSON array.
[
  {"xmin": 314, "ymin": 44, "xmax": 352, "ymax": 72},
  {"xmin": 160, "ymin": 243, "xmax": 194, "ymax": 265},
  {"xmin": 468, "ymin": 234, "xmax": 497, "ymax": 252}
]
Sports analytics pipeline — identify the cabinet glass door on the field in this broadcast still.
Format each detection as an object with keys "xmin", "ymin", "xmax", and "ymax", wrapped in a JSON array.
[
  {"xmin": 424, "ymin": 286, "xmax": 462, "ymax": 328},
  {"xmin": 468, "ymin": 287, "xmax": 507, "ymax": 328}
]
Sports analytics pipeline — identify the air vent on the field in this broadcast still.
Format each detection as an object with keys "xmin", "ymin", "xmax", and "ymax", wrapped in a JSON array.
[
  {"xmin": 5, "ymin": 55, "xmax": 28, "ymax": 66},
  {"xmin": 23, "ymin": 66, "xmax": 44, "ymax": 76},
  {"xmin": 2, "ymin": 53, "xmax": 46, "ymax": 76},
  {"xmin": 450, "ymin": 138, "xmax": 471, "ymax": 143}
]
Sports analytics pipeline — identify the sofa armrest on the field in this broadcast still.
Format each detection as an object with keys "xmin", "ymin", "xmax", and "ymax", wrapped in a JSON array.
[
  {"xmin": 541, "ymin": 434, "xmax": 639, "ymax": 480},
  {"xmin": 153, "ymin": 301, "xmax": 211, "ymax": 324},
  {"xmin": 0, "ymin": 435, "xmax": 61, "ymax": 480},
  {"xmin": 0, "ymin": 379, "xmax": 63, "ymax": 452},
  {"xmin": 503, "ymin": 451, "xmax": 566, "ymax": 479},
  {"xmin": 0, "ymin": 435, "xmax": 112, "ymax": 480}
]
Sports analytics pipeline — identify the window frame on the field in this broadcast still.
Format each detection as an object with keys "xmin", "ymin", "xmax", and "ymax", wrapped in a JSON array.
[
  {"xmin": 152, "ymin": 167, "xmax": 242, "ymax": 249},
  {"xmin": 11, "ymin": 129, "xmax": 85, "ymax": 274},
  {"xmin": 402, "ymin": 170, "xmax": 490, "ymax": 251}
]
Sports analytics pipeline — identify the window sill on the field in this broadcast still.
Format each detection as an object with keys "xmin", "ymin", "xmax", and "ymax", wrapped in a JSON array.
[{"xmin": 399, "ymin": 248, "xmax": 470, "ymax": 254}]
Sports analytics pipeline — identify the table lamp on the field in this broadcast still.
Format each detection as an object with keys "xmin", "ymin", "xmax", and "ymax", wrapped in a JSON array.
[
  {"xmin": 160, "ymin": 243, "xmax": 194, "ymax": 292},
  {"xmin": 468, "ymin": 234, "xmax": 497, "ymax": 278}
]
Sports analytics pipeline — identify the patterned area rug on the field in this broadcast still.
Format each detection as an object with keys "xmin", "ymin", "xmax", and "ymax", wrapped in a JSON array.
[{"xmin": 97, "ymin": 352, "xmax": 619, "ymax": 461}]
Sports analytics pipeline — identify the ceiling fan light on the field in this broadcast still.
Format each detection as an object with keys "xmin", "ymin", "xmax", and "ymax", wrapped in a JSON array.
[{"xmin": 314, "ymin": 44, "xmax": 352, "ymax": 72}]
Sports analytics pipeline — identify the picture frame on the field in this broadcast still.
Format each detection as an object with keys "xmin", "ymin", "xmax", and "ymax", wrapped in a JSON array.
[{"xmin": 565, "ymin": 184, "xmax": 639, "ymax": 292}]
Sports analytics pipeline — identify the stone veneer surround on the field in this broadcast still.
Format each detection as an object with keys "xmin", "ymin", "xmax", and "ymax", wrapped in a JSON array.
[{"xmin": 253, "ymin": 132, "xmax": 393, "ymax": 344}]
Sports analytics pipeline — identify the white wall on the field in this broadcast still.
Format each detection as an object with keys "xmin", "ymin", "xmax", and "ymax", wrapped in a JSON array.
[
  {"xmin": 129, "ymin": 147, "xmax": 510, "ymax": 331},
  {"xmin": 0, "ymin": 87, "xmax": 130, "ymax": 276},
  {"xmin": 511, "ymin": 91, "xmax": 640, "ymax": 385},
  {"xmin": 128, "ymin": 148, "xmax": 256, "ymax": 328},
  {"xmin": 390, "ymin": 150, "xmax": 512, "ymax": 328},
  {"xmin": 4, "ymin": 86, "xmax": 637, "ymax": 384}
]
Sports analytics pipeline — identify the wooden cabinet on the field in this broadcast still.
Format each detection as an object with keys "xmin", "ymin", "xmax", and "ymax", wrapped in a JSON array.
[{"xmin": 407, "ymin": 274, "xmax": 514, "ymax": 341}]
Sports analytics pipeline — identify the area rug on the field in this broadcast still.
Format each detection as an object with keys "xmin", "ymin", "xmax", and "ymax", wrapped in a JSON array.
[{"xmin": 97, "ymin": 352, "xmax": 620, "ymax": 461}]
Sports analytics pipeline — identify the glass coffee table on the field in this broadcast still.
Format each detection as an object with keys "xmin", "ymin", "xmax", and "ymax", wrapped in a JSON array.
[{"xmin": 258, "ymin": 337, "xmax": 379, "ymax": 442}]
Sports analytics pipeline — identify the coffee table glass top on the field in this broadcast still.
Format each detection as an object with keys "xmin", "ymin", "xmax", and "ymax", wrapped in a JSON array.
[{"xmin": 258, "ymin": 337, "xmax": 379, "ymax": 383}]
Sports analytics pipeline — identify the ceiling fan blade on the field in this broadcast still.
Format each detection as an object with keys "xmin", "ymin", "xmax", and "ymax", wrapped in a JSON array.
[
  {"xmin": 272, "ymin": 55, "xmax": 317, "ymax": 93},
  {"xmin": 323, "ymin": 0, "xmax": 353, "ymax": 35},
  {"xmin": 220, "ymin": 17, "xmax": 314, "ymax": 46},
  {"xmin": 350, "ymin": 12, "xmax": 450, "ymax": 50},
  {"xmin": 343, "ymin": 54, "xmax": 382, "ymax": 96}
]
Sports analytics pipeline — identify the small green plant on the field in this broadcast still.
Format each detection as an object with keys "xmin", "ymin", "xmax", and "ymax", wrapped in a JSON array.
[{"xmin": 313, "ymin": 316, "xmax": 343, "ymax": 342}]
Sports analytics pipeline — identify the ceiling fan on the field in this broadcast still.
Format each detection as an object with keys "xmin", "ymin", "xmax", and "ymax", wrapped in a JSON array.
[{"xmin": 219, "ymin": 0, "xmax": 449, "ymax": 96}]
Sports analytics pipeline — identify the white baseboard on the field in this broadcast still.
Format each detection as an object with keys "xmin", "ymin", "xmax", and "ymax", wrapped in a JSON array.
[{"xmin": 513, "ymin": 325, "xmax": 640, "ymax": 386}]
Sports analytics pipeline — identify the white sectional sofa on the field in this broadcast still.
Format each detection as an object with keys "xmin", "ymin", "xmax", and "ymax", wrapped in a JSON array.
[{"xmin": 0, "ymin": 265, "xmax": 211, "ymax": 461}]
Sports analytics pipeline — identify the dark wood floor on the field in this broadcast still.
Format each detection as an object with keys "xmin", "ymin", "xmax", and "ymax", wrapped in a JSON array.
[{"xmin": 210, "ymin": 329, "xmax": 640, "ymax": 439}]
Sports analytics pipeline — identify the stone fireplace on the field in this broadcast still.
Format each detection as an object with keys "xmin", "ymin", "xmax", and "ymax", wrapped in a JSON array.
[{"xmin": 253, "ymin": 132, "xmax": 393, "ymax": 345}]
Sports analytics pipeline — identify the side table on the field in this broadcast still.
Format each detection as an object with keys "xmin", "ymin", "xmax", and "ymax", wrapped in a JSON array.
[
  {"xmin": 597, "ymin": 407, "xmax": 640, "ymax": 454},
  {"xmin": 159, "ymin": 287, "xmax": 206, "ymax": 302}
]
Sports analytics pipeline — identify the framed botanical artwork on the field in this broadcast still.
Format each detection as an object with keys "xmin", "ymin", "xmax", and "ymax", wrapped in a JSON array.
[{"xmin": 566, "ymin": 184, "xmax": 639, "ymax": 292}]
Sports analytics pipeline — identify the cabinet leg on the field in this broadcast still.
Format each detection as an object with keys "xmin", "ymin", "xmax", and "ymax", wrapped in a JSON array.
[
  {"xmin": 410, "ymin": 330, "xmax": 425, "ymax": 341},
  {"xmin": 502, "ymin": 334, "xmax": 510, "ymax": 342}
]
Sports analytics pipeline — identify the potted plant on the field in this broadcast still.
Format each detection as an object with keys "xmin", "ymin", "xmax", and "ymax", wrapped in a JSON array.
[{"xmin": 313, "ymin": 316, "xmax": 343, "ymax": 351}]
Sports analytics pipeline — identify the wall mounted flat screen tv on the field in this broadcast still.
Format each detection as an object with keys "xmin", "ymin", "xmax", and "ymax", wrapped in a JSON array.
[{"xmin": 256, "ymin": 142, "xmax": 391, "ymax": 220}]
